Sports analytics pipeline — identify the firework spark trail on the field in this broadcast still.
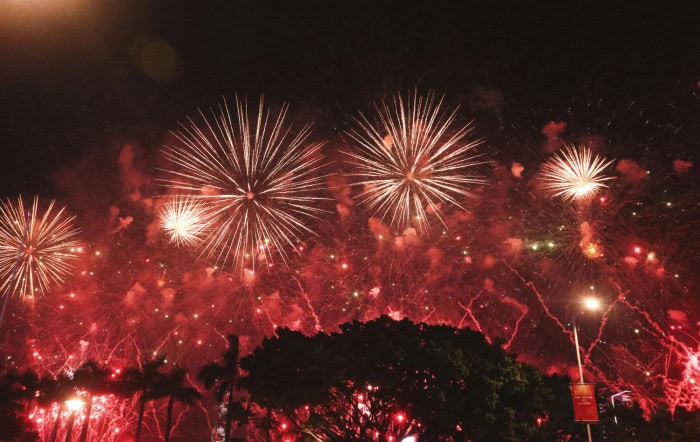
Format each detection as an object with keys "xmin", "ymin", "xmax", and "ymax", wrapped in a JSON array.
[
  {"xmin": 582, "ymin": 286, "xmax": 629, "ymax": 359},
  {"xmin": 494, "ymin": 260, "xmax": 633, "ymax": 398},
  {"xmin": 346, "ymin": 91, "xmax": 485, "ymax": 231},
  {"xmin": 186, "ymin": 371, "xmax": 215, "ymax": 434},
  {"xmin": 497, "ymin": 260, "xmax": 570, "ymax": 336},
  {"xmin": 0, "ymin": 196, "xmax": 80, "ymax": 298},
  {"xmin": 161, "ymin": 96, "xmax": 327, "ymax": 271},
  {"xmin": 457, "ymin": 292, "xmax": 491, "ymax": 343},
  {"xmin": 256, "ymin": 302, "xmax": 278, "ymax": 336},
  {"xmin": 501, "ymin": 298, "xmax": 528, "ymax": 350},
  {"xmin": 618, "ymin": 298, "xmax": 685, "ymax": 350},
  {"xmin": 540, "ymin": 145, "xmax": 614, "ymax": 202},
  {"xmin": 456, "ymin": 306, "xmax": 470, "ymax": 330},
  {"xmin": 152, "ymin": 327, "xmax": 181, "ymax": 357},
  {"xmin": 604, "ymin": 295, "xmax": 700, "ymax": 411},
  {"xmin": 293, "ymin": 275, "xmax": 322, "ymax": 332},
  {"xmin": 420, "ymin": 307, "xmax": 436, "ymax": 323},
  {"xmin": 213, "ymin": 327, "xmax": 229, "ymax": 346}
]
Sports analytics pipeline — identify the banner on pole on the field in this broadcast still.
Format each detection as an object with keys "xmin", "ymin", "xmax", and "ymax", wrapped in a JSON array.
[{"xmin": 571, "ymin": 383, "xmax": 599, "ymax": 422}]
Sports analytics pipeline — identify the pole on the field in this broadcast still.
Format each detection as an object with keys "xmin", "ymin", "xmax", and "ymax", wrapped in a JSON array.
[{"xmin": 573, "ymin": 317, "xmax": 593, "ymax": 442}]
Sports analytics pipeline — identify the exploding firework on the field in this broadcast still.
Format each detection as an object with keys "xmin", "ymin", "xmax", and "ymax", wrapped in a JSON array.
[
  {"xmin": 161, "ymin": 97, "xmax": 327, "ymax": 270},
  {"xmin": 0, "ymin": 196, "xmax": 80, "ymax": 298},
  {"xmin": 540, "ymin": 145, "xmax": 614, "ymax": 201},
  {"xmin": 158, "ymin": 197, "xmax": 210, "ymax": 248},
  {"xmin": 345, "ymin": 91, "xmax": 485, "ymax": 231}
]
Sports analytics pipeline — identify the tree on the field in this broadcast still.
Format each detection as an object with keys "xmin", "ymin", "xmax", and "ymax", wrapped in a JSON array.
[
  {"xmin": 240, "ymin": 316, "xmax": 554, "ymax": 441},
  {"xmin": 122, "ymin": 355, "xmax": 167, "ymax": 442},
  {"xmin": 0, "ymin": 369, "xmax": 40, "ymax": 441},
  {"xmin": 198, "ymin": 334, "xmax": 248, "ymax": 442},
  {"xmin": 149, "ymin": 365, "xmax": 202, "ymax": 442}
]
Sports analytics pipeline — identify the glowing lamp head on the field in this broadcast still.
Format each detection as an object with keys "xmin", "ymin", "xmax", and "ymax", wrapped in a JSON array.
[
  {"xmin": 582, "ymin": 297, "xmax": 601, "ymax": 311},
  {"xmin": 65, "ymin": 398, "xmax": 84, "ymax": 412}
]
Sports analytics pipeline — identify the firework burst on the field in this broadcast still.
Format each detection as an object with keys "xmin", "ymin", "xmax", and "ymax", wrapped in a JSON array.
[
  {"xmin": 540, "ymin": 145, "xmax": 614, "ymax": 202},
  {"xmin": 0, "ymin": 196, "xmax": 80, "ymax": 298},
  {"xmin": 161, "ymin": 97, "xmax": 327, "ymax": 270},
  {"xmin": 345, "ymin": 91, "xmax": 485, "ymax": 231},
  {"xmin": 158, "ymin": 197, "xmax": 210, "ymax": 248}
]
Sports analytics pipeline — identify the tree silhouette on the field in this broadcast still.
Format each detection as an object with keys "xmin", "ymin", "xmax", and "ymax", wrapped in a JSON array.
[
  {"xmin": 0, "ymin": 368, "xmax": 40, "ymax": 440},
  {"xmin": 70, "ymin": 359, "xmax": 113, "ymax": 442},
  {"xmin": 197, "ymin": 334, "xmax": 248, "ymax": 442},
  {"xmin": 241, "ymin": 316, "xmax": 554, "ymax": 441},
  {"xmin": 122, "ymin": 355, "xmax": 167, "ymax": 442},
  {"xmin": 150, "ymin": 365, "xmax": 202, "ymax": 442},
  {"xmin": 37, "ymin": 372, "xmax": 73, "ymax": 442}
]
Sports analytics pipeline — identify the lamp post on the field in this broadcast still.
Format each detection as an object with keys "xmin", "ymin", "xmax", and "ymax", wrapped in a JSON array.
[{"xmin": 573, "ymin": 296, "xmax": 600, "ymax": 442}]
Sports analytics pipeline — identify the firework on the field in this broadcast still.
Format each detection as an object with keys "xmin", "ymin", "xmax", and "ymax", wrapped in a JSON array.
[
  {"xmin": 158, "ymin": 197, "xmax": 210, "ymax": 248},
  {"xmin": 345, "ymin": 91, "xmax": 485, "ymax": 231},
  {"xmin": 0, "ymin": 196, "xmax": 80, "ymax": 298},
  {"xmin": 540, "ymin": 145, "xmax": 614, "ymax": 201},
  {"xmin": 161, "ymin": 97, "xmax": 327, "ymax": 270}
]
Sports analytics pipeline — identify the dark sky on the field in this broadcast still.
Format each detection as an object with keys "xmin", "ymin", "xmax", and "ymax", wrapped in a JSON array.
[{"xmin": 0, "ymin": 0, "xmax": 698, "ymax": 197}]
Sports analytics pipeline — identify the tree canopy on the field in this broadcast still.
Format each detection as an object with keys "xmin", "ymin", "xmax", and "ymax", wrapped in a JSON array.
[{"xmin": 240, "ymin": 315, "xmax": 553, "ymax": 441}]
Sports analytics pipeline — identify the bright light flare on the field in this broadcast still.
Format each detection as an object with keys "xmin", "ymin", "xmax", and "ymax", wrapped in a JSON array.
[
  {"xmin": 158, "ymin": 197, "xmax": 209, "ymax": 247},
  {"xmin": 346, "ymin": 91, "xmax": 485, "ymax": 231},
  {"xmin": 0, "ymin": 196, "xmax": 80, "ymax": 298},
  {"xmin": 64, "ymin": 398, "xmax": 84, "ymax": 412},
  {"xmin": 582, "ymin": 297, "xmax": 601, "ymax": 311},
  {"xmin": 161, "ymin": 96, "xmax": 327, "ymax": 270},
  {"xmin": 540, "ymin": 146, "xmax": 613, "ymax": 201}
]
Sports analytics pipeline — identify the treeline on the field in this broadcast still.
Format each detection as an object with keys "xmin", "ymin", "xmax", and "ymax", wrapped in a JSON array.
[{"xmin": 1, "ymin": 316, "xmax": 699, "ymax": 441}]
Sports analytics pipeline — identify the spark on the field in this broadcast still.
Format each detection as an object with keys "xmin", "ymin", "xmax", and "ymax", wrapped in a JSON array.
[
  {"xmin": 158, "ymin": 197, "xmax": 209, "ymax": 247},
  {"xmin": 346, "ymin": 91, "xmax": 485, "ymax": 231},
  {"xmin": 161, "ymin": 96, "xmax": 327, "ymax": 270},
  {"xmin": 0, "ymin": 196, "xmax": 80, "ymax": 298},
  {"xmin": 540, "ymin": 145, "xmax": 614, "ymax": 201}
]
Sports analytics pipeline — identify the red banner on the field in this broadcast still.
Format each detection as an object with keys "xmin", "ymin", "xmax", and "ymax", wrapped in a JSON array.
[{"xmin": 570, "ymin": 383, "xmax": 599, "ymax": 422}]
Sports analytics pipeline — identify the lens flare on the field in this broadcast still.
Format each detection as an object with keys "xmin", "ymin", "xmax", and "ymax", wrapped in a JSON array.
[
  {"xmin": 345, "ymin": 91, "xmax": 485, "ymax": 231},
  {"xmin": 540, "ymin": 145, "xmax": 613, "ymax": 201},
  {"xmin": 158, "ymin": 197, "xmax": 209, "ymax": 248},
  {"xmin": 0, "ymin": 196, "xmax": 80, "ymax": 298},
  {"xmin": 161, "ymin": 97, "xmax": 327, "ymax": 270}
]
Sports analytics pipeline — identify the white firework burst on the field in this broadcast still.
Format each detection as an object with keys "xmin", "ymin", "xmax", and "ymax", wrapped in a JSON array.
[
  {"xmin": 158, "ymin": 197, "xmax": 210, "ymax": 248},
  {"xmin": 345, "ymin": 91, "xmax": 485, "ymax": 231},
  {"xmin": 161, "ymin": 96, "xmax": 327, "ymax": 270},
  {"xmin": 540, "ymin": 145, "xmax": 614, "ymax": 202},
  {"xmin": 0, "ymin": 196, "xmax": 80, "ymax": 298}
]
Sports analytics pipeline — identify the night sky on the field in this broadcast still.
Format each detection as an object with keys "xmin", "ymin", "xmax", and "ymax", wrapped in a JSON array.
[
  {"xmin": 1, "ymin": 1, "xmax": 698, "ymax": 195},
  {"xmin": 1, "ymin": 1, "xmax": 700, "ymax": 440}
]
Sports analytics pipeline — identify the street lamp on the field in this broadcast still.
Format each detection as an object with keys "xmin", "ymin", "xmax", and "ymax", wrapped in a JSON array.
[{"xmin": 572, "ymin": 296, "xmax": 601, "ymax": 442}]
